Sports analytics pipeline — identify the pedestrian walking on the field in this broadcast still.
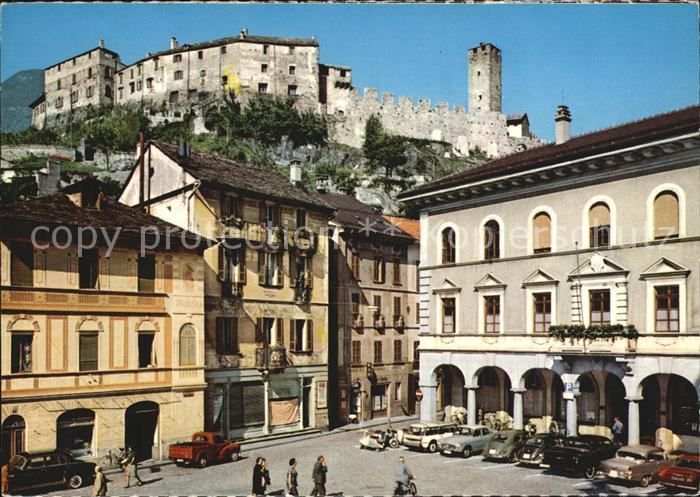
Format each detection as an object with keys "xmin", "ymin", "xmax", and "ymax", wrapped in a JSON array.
[
  {"xmin": 286, "ymin": 458, "xmax": 299, "ymax": 496},
  {"xmin": 612, "ymin": 416, "xmax": 625, "ymax": 445},
  {"xmin": 310, "ymin": 455, "xmax": 327, "ymax": 496},
  {"xmin": 122, "ymin": 447, "xmax": 143, "ymax": 488},
  {"xmin": 252, "ymin": 457, "xmax": 270, "ymax": 496},
  {"xmin": 93, "ymin": 466, "xmax": 108, "ymax": 496}
]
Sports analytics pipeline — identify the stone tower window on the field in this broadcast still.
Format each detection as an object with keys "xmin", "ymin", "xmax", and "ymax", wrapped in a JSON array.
[
  {"xmin": 258, "ymin": 83, "xmax": 268, "ymax": 94},
  {"xmin": 173, "ymin": 54, "xmax": 182, "ymax": 63},
  {"xmin": 261, "ymin": 64, "xmax": 268, "ymax": 73},
  {"xmin": 174, "ymin": 70, "xmax": 183, "ymax": 81},
  {"xmin": 263, "ymin": 45, "xmax": 269, "ymax": 54},
  {"xmin": 288, "ymin": 46, "xmax": 295, "ymax": 54},
  {"xmin": 198, "ymin": 50, "xmax": 203, "ymax": 59},
  {"xmin": 287, "ymin": 85, "xmax": 297, "ymax": 96},
  {"xmin": 220, "ymin": 46, "xmax": 227, "ymax": 55},
  {"xmin": 289, "ymin": 65, "xmax": 296, "ymax": 75}
]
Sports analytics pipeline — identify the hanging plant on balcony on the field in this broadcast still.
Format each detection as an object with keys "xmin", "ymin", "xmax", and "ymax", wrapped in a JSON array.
[
  {"xmin": 548, "ymin": 324, "xmax": 639, "ymax": 344},
  {"xmin": 222, "ymin": 214, "xmax": 245, "ymax": 229}
]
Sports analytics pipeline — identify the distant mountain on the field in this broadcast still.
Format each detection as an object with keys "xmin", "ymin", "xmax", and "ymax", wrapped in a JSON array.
[{"xmin": 1, "ymin": 69, "xmax": 44, "ymax": 133}]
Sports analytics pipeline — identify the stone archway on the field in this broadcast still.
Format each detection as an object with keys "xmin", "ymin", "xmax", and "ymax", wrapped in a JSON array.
[
  {"xmin": 520, "ymin": 368, "xmax": 564, "ymax": 421},
  {"xmin": 434, "ymin": 364, "xmax": 465, "ymax": 418},
  {"xmin": 474, "ymin": 366, "xmax": 512, "ymax": 416},
  {"xmin": 640, "ymin": 374, "xmax": 699, "ymax": 441},
  {"xmin": 1, "ymin": 415, "xmax": 26, "ymax": 465},
  {"xmin": 125, "ymin": 401, "xmax": 159, "ymax": 462}
]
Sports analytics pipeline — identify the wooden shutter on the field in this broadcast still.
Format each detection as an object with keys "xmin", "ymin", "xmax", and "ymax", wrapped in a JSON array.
[
  {"xmin": 289, "ymin": 254, "xmax": 297, "ymax": 285},
  {"xmin": 218, "ymin": 246, "xmax": 225, "ymax": 281},
  {"xmin": 258, "ymin": 251, "xmax": 266, "ymax": 285},
  {"xmin": 306, "ymin": 320, "xmax": 313, "ymax": 352},
  {"xmin": 215, "ymin": 317, "xmax": 223, "ymax": 354},
  {"xmin": 259, "ymin": 202, "xmax": 267, "ymax": 224},
  {"xmin": 276, "ymin": 318, "xmax": 284, "ymax": 345},
  {"xmin": 289, "ymin": 319, "xmax": 296, "ymax": 352},
  {"xmin": 533, "ymin": 212, "xmax": 551, "ymax": 251},
  {"xmin": 255, "ymin": 318, "xmax": 264, "ymax": 344},
  {"xmin": 237, "ymin": 247, "xmax": 247, "ymax": 284}
]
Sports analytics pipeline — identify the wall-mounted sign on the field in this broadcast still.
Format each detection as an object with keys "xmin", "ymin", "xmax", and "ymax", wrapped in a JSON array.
[{"xmin": 317, "ymin": 380, "xmax": 327, "ymax": 409}]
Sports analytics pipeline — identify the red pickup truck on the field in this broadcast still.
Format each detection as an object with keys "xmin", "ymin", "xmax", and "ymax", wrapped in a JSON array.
[{"xmin": 168, "ymin": 432, "xmax": 241, "ymax": 468}]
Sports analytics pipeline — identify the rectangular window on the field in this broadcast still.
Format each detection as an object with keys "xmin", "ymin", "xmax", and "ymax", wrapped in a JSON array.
[
  {"xmin": 287, "ymin": 85, "xmax": 298, "ymax": 96},
  {"xmin": 590, "ymin": 225, "xmax": 610, "ymax": 248},
  {"xmin": 129, "ymin": 82, "xmax": 135, "ymax": 94},
  {"xmin": 136, "ymin": 81, "xmax": 142, "ymax": 91},
  {"xmin": 655, "ymin": 285, "xmax": 679, "ymax": 332},
  {"xmin": 88, "ymin": 67, "xmax": 92, "ymax": 78},
  {"xmin": 229, "ymin": 382, "xmax": 265, "ymax": 428},
  {"xmin": 86, "ymin": 86, "xmax": 93, "ymax": 98},
  {"xmin": 261, "ymin": 64, "xmax": 268, "ymax": 73},
  {"xmin": 340, "ymin": 69, "xmax": 347, "ymax": 78},
  {"xmin": 138, "ymin": 332, "xmax": 155, "ymax": 368},
  {"xmin": 174, "ymin": 70, "xmax": 183, "ymax": 81},
  {"xmin": 259, "ymin": 251, "xmax": 282, "ymax": 287},
  {"xmin": 484, "ymin": 295, "xmax": 500, "ymax": 333},
  {"xmin": 373, "ymin": 258, "xmax": 385, "ymax": 283},
  {"xmin": 72, "ymin": 74, "xmax": 77, "ymax": 85},
  {"xmin": 288, "ymin": 319, "xmax": 312, "ymax": 352},
  {"xmin": 79, "ymin": 333, "xmax": 98, "ymax": 371},
  {"xmin": 351, "ymin": 293, "xmax": 360, "ymax": 321},
  {"xmin": 393, "ymin": 339, "xmax": 402, "ymax": 362},
  {"xmin": 11, "ymin": 334, "xmax": 32, "ymax": 373},
  {"xmin": 533, "ymin": 292, "xmax": 552, "ymax": 333},
  {"xmin": 169, "ymin": 91, "xmax": 179, "ymax": 103},
  {"xmin": 371, "ymin": 384, "xmax": 387, "ymax": 412},
  {"xmin": 118, "ymin": 73, "xmax": 123, "ymax": 84},
  {"xmin": 289, "ymin": 65, "xmax": 296, "ymax": 75},
  {"xmin": 146, "ymin": 78, "xmax": 153, "ymax": 89},
  {"xmin": 258, "ymin": 83, "xmax": 268, "ymax": 94},
  {"xmin": 442, "ymin": 297, "xmax": 456, "ymax": 333},
  {"xmin": 415, "ymin": 262, "xmax": 420, "ymax": 292},
  {"xmin": 263, "ymin": 45, "xmax": 269, "ymax": 54},
  {"xmin": 57, "ymin": 79, "xmax": 62, "ymax": 90},
  {"xmin": 413, "ymin": 341, "xmax": 419, "ymax": 367},
  {"xmin": 296, "ymin": 209, "xmax": 306, "ymax": 228},
  {"xmin": 393, "ymin": 296, "xmax": 402, "ymax": 323},
  {"xmin": 351, "ymin": 251, "xmax": 361, "ymax": 280},
  {"xmin": 138, "ymin": 254, "xmax": 156, "ymax": 293},
  {"xmin": 589, "ymin": 290, "xmax": 611, "ymax": 326},
  {"xmin": 70, "ymin": 91, "xmax": 79, "ymax": 103},
  {"xmin": 373, "ymin": 295, "xmax": 382, "ymax": 319},
  {"xmin": 78, "ymin": 249, "xmax": 99, "ymax": 289},
  {"xmin": 174, "ymin": 54, "xmax": 182, "ymax": 63},
  {"xmin": 394, "ymin": 382, "xmax": 402, "ymax": 401},
  {"xmin": 288, "ymin": 46, "xmax": 295, "ymax": 54},
  {"xmin": 198, "ymin": 50, "xmax": 203, "ymax": 59},
  {"xmin": 221, "ymin": 46, "xmax": 227, "ymax": 54},
  {"xmin": 351, "ymin": 340, "xmax": 361, "ymax": 364},
  {"xmin": 130, "ymin": 69, "xmax": 134, "ymax": 79},
  {"xmin": 392, "ymin": 261, "xmax": 401, "ymax": 285},
  {"xmin": 11, "ymin": 243, "xmax": 34, "ymax": 287},
  {"xmin": 137, "ymin": 64, "xmax": 142, "ymax": 76},
  {"xmin": 373, "ymin": 341, "xmax": 383, "ymax": 364},
  {"xmin": 216, "ymin": 317, "xmax": 239, "ymax": 354}
]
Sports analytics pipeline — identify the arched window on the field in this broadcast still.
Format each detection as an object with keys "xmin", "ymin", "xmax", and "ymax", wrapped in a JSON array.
[
  {"xmin": 588, "ymin": 202, "xmax": 611, "ymax": 248},
  {"xmin": 441, "ymin": 227, "xmax": 456, "ymax": 264},
  {"xmin": 179, "ymin": 324, "xmax": 196, "ymax": 366},
  {"xmin": 105, "ymin": 85, "xmax": 112, "ymax": 99},
  {"xmin": 1, "ymin": 415, "xmax": 25, "ymax": 465},
  {"xmin": 484, "ymin": 220, "xmax": 500, "ymax": 259},
  {"xmin": 532, "ymin": 212, "xmax": 552, "ymax": 253},
  {"xmin": 653, "ymin": 191, "xmax": 679, "ymax": 239}
]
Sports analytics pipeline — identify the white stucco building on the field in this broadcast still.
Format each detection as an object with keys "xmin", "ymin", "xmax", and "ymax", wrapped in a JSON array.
[{"xmin": 399, "ymin": 105, "xmax": 700, "ymax": 448}]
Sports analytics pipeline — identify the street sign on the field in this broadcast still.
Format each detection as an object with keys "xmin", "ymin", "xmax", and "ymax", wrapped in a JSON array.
[{"xmin": 565, "ymin": 382, "xmax": 574, "ymax": 393}]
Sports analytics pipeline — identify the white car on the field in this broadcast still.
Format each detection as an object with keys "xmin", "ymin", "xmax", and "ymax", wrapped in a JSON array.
[{"xmin": 401, "ymin": 422, "xmax": 458, "ymax": 453}]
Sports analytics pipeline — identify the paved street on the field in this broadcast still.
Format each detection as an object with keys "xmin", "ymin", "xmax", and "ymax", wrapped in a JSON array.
[{"xmin": 28, "ymin": 428, "xmax": 694, "ymax": 496}]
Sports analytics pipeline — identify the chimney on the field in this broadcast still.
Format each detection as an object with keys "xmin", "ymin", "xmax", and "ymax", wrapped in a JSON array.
[
  {"xmin": 99, "ymin": 39, "xmax": 105, "ymax": 49},
  {"xmin": 177, "ymin": 138, "xmax": 191, "ymax": 158},
  {"xmin": 35, "ymin": 157, "xmax": 62, "ymax": 196},
  {"xmin": 290, "ymin": 160, "xmax": 302, "ymax": 186},
  {"xmin": 315, "ymin": 175, "xmax": 330, "ymax": 194},
  {"xmin": 170, "ymin": 37, "xmax": 179, "ymax": 50},
  {"xmin": 555, "ymin": 105, "xmax": 572, "ymax": 145},
  {"xmin": 240, "ymin": 27, "xmax": 248, "ymax": 39}
]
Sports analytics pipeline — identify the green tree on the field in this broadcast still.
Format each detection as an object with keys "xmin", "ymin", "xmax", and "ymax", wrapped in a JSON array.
[{"xmin": 362, "ymin": 114, "xmax": 408, "ymax": 178}]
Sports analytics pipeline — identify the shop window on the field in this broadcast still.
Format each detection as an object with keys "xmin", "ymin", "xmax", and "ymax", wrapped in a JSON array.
[
  {"xmin": 371, "ymin": 384, "xmax": 387, "ymax": 413},
  {"xmin": 56, "ymin": 409, "xmax": 94, "ymax": 457},
  {"xmin": 229, "ymin": 382, "xmax": 265, "ymax": 428}
]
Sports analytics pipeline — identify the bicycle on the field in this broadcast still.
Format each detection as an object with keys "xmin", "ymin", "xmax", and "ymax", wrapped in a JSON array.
[
  {"xmin": 393, "ymin": 480, "xmax": 417, "ymax": 496},
  {"xmin": 98, "ymin": 447, "xmax": 127, "ymax": 470}
]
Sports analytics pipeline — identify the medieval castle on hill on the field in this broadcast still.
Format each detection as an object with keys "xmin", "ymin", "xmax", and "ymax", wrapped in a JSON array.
[{"xmin": 30, "ymin": 29, "xmax": 541, "ymax": 158}]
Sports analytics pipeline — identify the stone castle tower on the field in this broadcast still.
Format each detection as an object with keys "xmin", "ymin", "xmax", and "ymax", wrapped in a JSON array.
[{"xmin": 468, "ymin": 42, "xmax": 502, "ymax": 113}]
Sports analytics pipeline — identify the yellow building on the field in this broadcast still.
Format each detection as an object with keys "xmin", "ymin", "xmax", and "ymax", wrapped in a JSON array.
[
  {"xmin": 119, "ymin": 142, "xmax": 335, "ymax": 439},
  {"xmin": 1, "ymin": 178, "xmax": 208, "ymax": 463}
]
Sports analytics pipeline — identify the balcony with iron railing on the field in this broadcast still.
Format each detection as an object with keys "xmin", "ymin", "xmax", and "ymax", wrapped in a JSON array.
[
  {"xmin": 293, "ymin": 271, "xmax": 313, "ymax": 304},
  {"xmin": 0, "ymin": 286, "xmax": 167, "ymax": 314},
  {"xmin": 219, "ymin": 218, "xmax": 265, "ymax": 243},
  {"xmin": 255, "ymin": 345, "xmax": 288, "ymax": 371},
  {"xmin": 393, "ymin": 315, "xmax": 406, "ymax": 331}
]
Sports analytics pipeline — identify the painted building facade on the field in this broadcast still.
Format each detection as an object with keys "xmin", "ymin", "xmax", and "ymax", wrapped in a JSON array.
[
  {"xmin": 322, "ymin": 194, "xmax": 420, "ymax": 427},
  {"xmin": 0, "ymin": 178, "xmax": 207, "ymax": 464},
  {"xmin": 399, "ymin": 105, "xmax": 700, "ymax": 448},
  {"xmin": 119, "ymin": 142, "xmax": 335, "ymax": 439}
]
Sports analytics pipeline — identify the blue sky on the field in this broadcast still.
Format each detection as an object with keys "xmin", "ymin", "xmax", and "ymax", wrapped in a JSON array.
[{"xmin": 1, "ymin": 3, "xmax": 697, "ymax": 141}]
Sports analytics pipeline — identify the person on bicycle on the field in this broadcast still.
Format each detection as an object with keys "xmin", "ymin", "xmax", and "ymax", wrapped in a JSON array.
[{"xmin": 393, "ymin": 456, "xmax": 414, "ymax": 495}]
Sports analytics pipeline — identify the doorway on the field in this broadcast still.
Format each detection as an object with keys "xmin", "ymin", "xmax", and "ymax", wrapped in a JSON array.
[
  {"xmin": 125, "ymin": 401, "xmax": 159, "ymax": 461},
  {"xmin": 1, "ymin": 415, "xmax": 25, "ymax": 465},
  {"xmin": 302, "ymin": 379, "xmax": 312, "ymax": 428}
]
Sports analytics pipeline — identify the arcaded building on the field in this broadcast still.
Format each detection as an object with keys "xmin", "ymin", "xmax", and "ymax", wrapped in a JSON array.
[
  {"xmin": 1, "ymin": 178, "xmax": 207, "ymax": 463},
  {"xmin": 399, "ymin": 105, "xmax": 700, "ymax": 447}
]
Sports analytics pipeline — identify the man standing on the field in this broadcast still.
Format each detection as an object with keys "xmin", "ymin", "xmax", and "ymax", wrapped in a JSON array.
[
  {"xmin": 612, "ymin": 416, "xmax": 624, "ymax": 445},
  {"xmin": 393, "ymin": 456, "xmax": 414, "ymax": 496},
  {"xmin": 287, "ymin": 458, "xmax": 299, "ymax": 496},
  {"xmin": 310, "ymin": 455, "xmax": 327, "ymax": 496}
]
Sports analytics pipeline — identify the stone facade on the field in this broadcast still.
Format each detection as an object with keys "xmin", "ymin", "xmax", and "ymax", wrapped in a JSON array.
[
  {"xmin": 400, "ymin": 106, "xmax": 700, "ymax": 448},
  {"xmin": 31, "ymin": 35, "xmax": 540, "ymax": 158},
  {"xmin": 31, "ymin": 42, "xmax": 124, "ymax": 130},
  {"xmin": 1, "ymin": 183, "xmax": 207, "ymax": 463}
]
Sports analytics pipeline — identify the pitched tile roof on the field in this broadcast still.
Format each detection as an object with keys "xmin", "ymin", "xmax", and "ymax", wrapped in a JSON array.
[
  {"xmin": 400, "ymin": 105, "xmax": 700, "ymax": 200},
  {"xmin": 153, "ymin": 142, "xmax": 334, "ymax": 213},
  {"xmin": 383, "ymin": 215, "xmax": 419, "ymax": 241},
  {"xmin": 317, "ymin": 193, "xmax": 413, "ymax": 241},
  {"xmin": 0, "ymin": 179, "xmax": 207, "ymax": 250}
]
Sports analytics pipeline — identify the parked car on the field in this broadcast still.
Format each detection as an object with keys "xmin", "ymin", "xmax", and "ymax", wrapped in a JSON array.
[
  {"xmin": 438, "ymin": 425, "xmax": 491, "ymax": 458},
  {"xmin": 599, "ymin": 444, "xmax": 675, "ymax": 487},
  {"xmin": 401, "ymin": 422, "xmax": 458, "ymax": 453},
  {"xmin": 168, "ymin": 431, "xmax": 241, "ymax": 468},
  {"xmin": 540, "ymin": 435, "xmax": 618, "ymax": 479},
  {"xmin": 659, "ymin": 454, "xmax": 700, "ymax": 493},
  {"xmin": 483, "ymin": 429, "xmax": 529, "ymax": 462},
  {"xmin": 516, "ymin": 433, "xmax": 565, "ymax": 466},
  {"xmin": 6, "ymin": 450, "xmax": 96, "ymax": 493}
]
